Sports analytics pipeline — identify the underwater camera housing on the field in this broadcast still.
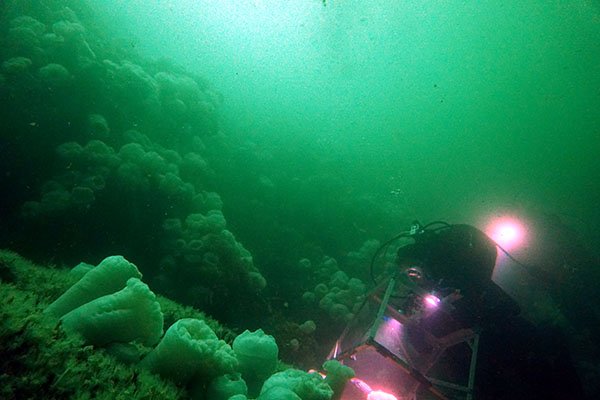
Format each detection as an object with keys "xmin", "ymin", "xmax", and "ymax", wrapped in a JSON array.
[{"xmin": 327, "ymin": 222, "xmax": 520, "ymax": 400}]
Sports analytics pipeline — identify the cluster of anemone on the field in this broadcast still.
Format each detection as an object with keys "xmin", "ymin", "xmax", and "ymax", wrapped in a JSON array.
[
  {"xmin": 2, "ymin": 13, "xmax": 95, "ymax": 84},
  {"xmin": 100, "ymin": 58, "xmax": 221, "ymax": 145},
  {"xmin": 38, "ymin": 254, "xmax": 347, "ymax": 400},
  {"xmin": 344, "ymin": 238, "xmax": 382, "ymax": 281},
  {"xmin": 21, "ymin": 139, "xmax": 116, "ymax": 217},
  {"xmin": 2, "ymin": 7, "xmax": 221, "ymax": 149},
  {"xmin": 3, "ymin": 9, "xmax": 220, "ymax": 212},
  {"xmin": 42, "ymin": 255, "xmax": 240, "ymax": 398},
  {"xmin": 157, "ymin": 209, "xmax": 267, "ymax": 312},
  {"xmin": 21, "ymin": 130, "xmax": 265, "ymax": 313},
  {"xmin": 19, "ymin": 121, "xmax": 206, "ymax": 216},
  {"xmin": 4, "ymin": 4, "xmax": 263, "ymax": 325},
  {"xmin": 300, "ymin": 257, "xmax": 368, "ymax": 324}
]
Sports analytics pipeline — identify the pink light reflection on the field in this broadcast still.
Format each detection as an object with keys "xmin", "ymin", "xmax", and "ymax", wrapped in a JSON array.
[
  {"xmin": 333, "ymin": 341, "xmax": 340, "ymax": 359},
  {"xmin": 351, "ymin": 378, "xmax": 399, "ymax": 400},
  {"xmin": 351, "ymin": 377, "xmax": 372, "ymax": 393}
]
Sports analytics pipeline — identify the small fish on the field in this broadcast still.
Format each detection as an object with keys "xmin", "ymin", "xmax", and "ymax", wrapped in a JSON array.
[
  {"xmin": 390, "ymin": 188, "xmax": 404, "ymax": 197},
  {"xmin": 29, "ymin": 122, "xmax": 37, "ymax": 127}
]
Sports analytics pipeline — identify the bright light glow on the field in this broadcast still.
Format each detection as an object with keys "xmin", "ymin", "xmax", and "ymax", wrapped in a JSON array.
[
  {"xmin": 486, "ymin": 216, "xmax": 526, "ymax": 251},
  {"xmin": 351, "ymin": 378, "xmax": 398, "ymax": 400},
  {"xmin": 424, "ymin": 294, "xmax": 440, "ymax": 308},
  {"xmin": 499, "ymin": 224, "xmax": 517, "ymax": 241},
  {"xmin": 368, "ymin": 390, "xmax": 399, "ymax": 400}
]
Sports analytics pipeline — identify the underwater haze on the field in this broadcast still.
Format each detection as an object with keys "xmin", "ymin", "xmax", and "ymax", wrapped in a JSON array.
[
  {"xmin": 99, "ymin": 0, "xmax": 600, "ymax": 241},
  {"xmin": 2, "ymin": 0, "xmax": 600, "ymax": 398}
]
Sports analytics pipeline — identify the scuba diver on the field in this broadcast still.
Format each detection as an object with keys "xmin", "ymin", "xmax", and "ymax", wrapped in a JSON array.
[{"xmin": 385, "ymin": 221, "xmax": 585, "ymax": 399}]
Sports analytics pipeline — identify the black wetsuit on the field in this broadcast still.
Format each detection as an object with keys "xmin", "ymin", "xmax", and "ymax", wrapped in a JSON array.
[{"xmin": 397, "ymin": 224, "xmax": 584, "ymax": 399}]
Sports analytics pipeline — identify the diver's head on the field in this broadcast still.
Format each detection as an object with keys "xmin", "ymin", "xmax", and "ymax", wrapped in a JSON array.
[{"xmin": 396, "ymin": 224, "xmax": 497, "ymax": 298}]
